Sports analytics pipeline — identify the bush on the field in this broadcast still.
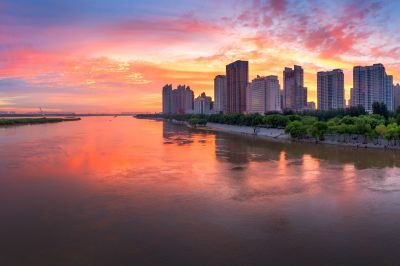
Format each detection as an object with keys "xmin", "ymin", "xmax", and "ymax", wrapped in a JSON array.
[
  {"xmin": 375, "ymin": 124, "xmax": 387, "ymax": 137},
  {"xmin": 385, "ymin": 124, "xmax": 400, "ymax": 140},
  {"xmin": 308, "ymin": 121, "xmax": 328, "ymax": 141},
  {"xmin": 264, "ymin": 114, "xmax": 289, "ymax": 128},
  {"xmin": 285, "ymin": 121, "xmax": 308, "ymax": 139},
  {"xmin": 372, "ymin": 102, "xmax": 389, "ymax": 118}
]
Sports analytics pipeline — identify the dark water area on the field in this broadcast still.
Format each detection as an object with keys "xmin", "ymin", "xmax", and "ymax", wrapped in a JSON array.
[{"xmin": 1, "ymin": 117, "xmax": 400, "ymax": 265}]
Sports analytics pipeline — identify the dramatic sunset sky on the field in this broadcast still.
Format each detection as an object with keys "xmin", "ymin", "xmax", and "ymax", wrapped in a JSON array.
[{"xmin": 1, "ymin": 0, "xmax": 399, "ymax": 112}]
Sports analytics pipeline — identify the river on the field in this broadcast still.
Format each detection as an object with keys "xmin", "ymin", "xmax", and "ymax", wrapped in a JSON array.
[{"xmin": 0, "ymin": 117, "xmax": 400, "ymax": 265}]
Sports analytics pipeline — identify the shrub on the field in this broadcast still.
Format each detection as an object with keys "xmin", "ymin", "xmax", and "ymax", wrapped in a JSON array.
[
  {"xmin": 285, "ymin": 121, "xmax": 308, "ymax": 139},
  {"xmin": 375, "ymin": 124, "xmax": 387, "ymax": 137},
  {"xmin": 264, "ymin": 114, "xmax": 289, "ymax": 128},
  {"xmin": 308, "ymin": 121, "xmax": 328, "ymax": 141}
]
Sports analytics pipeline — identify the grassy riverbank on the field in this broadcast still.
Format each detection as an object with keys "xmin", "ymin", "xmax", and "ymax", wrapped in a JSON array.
[
  {"xmin": 0, "ymin": 117, "xmax": 81, "ymax": 126},
  {"xmin": 136, "ymin": 104, "xmax": 400, "ymax": 149}
]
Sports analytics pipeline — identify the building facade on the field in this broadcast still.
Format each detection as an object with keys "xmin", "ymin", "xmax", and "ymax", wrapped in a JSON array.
[
  {"xmin": 162, "ymin": 84, "xmax": 194, "ymax": 114},
  {"xmin": 317, "ymin": 69, "xmax": 345, "ymax": 111},
  {"xmin": 306, "ymin": 102, "xmax": 316, "ymax": 111},
  {"xmin": 194, "ymin": 92, "xmax": 212, "ymax": 115},
  {"xmin": 226, "ymin": 60, "xmax": 249, "ymax": 113},
  {"xmin": 214, "ymin": 75, "xmax": 227, "ymax": 113},
  {"xmin": 247, "ymin": 75, "xmax": 281, "ymax": 114},
  {"xmin": 283, "ymin": 65, "xmax": 307, "ymax": 111},
  {"xmin": 162, "ymin": 84, "xmax": 173, "ymax": 114},
  {"xmin": 351, "ymin": 64, "xmax": 394, "ymax": 112},
  {"xmin": 394, "ymin": 84, "xmax": 400, "ymax": 111}
]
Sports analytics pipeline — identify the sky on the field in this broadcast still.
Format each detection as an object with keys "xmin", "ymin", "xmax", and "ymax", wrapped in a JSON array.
[{"xmin": 0, "ymin": 0, "xmax": 400, "ymax": 113}]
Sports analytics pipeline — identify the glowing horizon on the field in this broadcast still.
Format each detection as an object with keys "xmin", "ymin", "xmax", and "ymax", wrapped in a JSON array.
[{"xmin": 1, "ymin": 0, "xmax": 399, "ymax": 113}]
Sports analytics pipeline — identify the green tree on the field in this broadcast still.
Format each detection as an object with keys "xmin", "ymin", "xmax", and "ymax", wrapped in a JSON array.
[
  {"xmin": 375, "ymin": 124, "xmax": 387, "ymax": 137},
  {"xmin": 308, "ymin": 121, "xmax": 328, "ymax": 141},
  {"xmin": 188, "ymin": 118, "xmax": 201, "ymax": 127},
  {"xmin": 372, "ymin": 102, "xmax": 389, "ymax": 119},
  {"xmin": 264, "ymin": 115, "xmax": 290, "ymax": 128},
  {"xmin": 285, "ymin": 121, "xmax": 308, "ymax": 139},
  {"xmin": 384, "ymin": 123, "xmax": 400, "ymax": 141}
]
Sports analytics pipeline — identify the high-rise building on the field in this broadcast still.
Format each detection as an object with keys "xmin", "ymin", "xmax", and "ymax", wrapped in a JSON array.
[
  {"xmin": 226, "ymin": 60, "xmax": 249, "ymax": 113},
  {"xmin": 247, "ymin": 75, "xmax": 281, "ymax": 114},
  {"xmin": 214, "ymin": 75, "xmax": 227, "ymax": 113},
  {"xmin": 306, "ymin": 102, "xmax": 316, "ymax": 111},
  {"xmin": 349, "ymin": 88, "xmax": 355, "ymax": 107},
  {"xmin": 162, "ymin": 84, "xmax": 194, "ymax": 114},
  {"xmin": 162, "ymin": 84, "xmax": 172, "ymax": 114},
  {"xmin": 194, "ymin": 92, "xmax": 213, "ymax": 114},
  {"xmin": 283, "ymin": 65, "xmax": 307, "ymax": 111},
  {"xmin": 317, "ymin": 69, "xmax": 345, "ymax": 111},
  {"xmin": 394, "ymin": 84, "xmax": 400, "ymax": 111},
  {"xmin": 352, "ymin": 64, "xmax": 394, "ymax": 112},
  {"xmin": 386, "ymin": 75, "xmax": 394, "ymax": 112}
]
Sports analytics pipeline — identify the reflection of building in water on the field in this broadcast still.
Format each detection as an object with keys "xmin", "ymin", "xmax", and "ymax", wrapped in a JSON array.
[
  {"xmin": 214, "ymin": 133, "xmax": 282, "ymax": 165},
  {"xmin": 213, "ymin": 131, "xmax": 400, "ymax": 170},
  {"xmin": 214, "ymin": 136, "xmax": 250, "ymax": 165},
  {"xmin": 162, "ymin": 121, "xmax": 192, "ymax": 139}
]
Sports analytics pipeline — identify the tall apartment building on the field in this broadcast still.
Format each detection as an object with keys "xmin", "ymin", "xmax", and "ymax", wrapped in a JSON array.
[
  {"xmin": 283, "ymin": 65, "xmax": 307, "ymax": 111},
  {"xmin": 194, "ymin": 92, "xmax": 213, "ymax": 115},
  {"xmin": 247, "ymin": 75, "xmax": 281, "ymax": 114},
  {"xmin": 214, "ymin": 75, "xmax": 227, "ymax": 113},
  {"xmin": 394, "ymin": 84, "xmax": 400, "ymax": 111},
  {"xmin": 317, "ymin": 69, "xmax": 345, "ymax": 110},
  {"xmin": 351, "ymin": 64, "xmax": 394, "ymax": 112},
  {"xmin": 226, "ymin": 60, "xmax": 249, "ymax": 113},
  {"xmin": 162, "ymin": 84, "xmax": 194, "ymax": 114},
  {"xmin": 386, "ymin": 75, "xmax": 394, "ymax": 112},
  {"xmin": 162, "ymin": 84, "xmax": 173, "ymax": 114}
]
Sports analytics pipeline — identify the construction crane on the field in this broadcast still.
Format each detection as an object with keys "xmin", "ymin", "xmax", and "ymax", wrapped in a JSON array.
[{"xmin": 39, "ymin": 107, "xmax": 45, "ymax": 118}]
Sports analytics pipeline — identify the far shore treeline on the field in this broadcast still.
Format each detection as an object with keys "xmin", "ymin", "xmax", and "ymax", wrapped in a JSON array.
[
  {"xmin": 136, "ymin": 103, "xmax": 400, "ymax": 143},
  {"xmin": 0, "ymin": 117, "xmax": 81, "ymax": 126}
]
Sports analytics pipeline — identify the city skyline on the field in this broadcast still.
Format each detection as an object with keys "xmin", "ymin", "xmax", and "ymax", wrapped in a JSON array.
[
  {"xmin": 164, "ymin": 60, "xmax": 399, "ymax": 114},
  {"xmin": 1, "ymin": 0, "xmax": 400, "ymax": 112}
]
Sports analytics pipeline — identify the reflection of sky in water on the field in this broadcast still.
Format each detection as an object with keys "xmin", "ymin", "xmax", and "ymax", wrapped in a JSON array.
[{"xmin": 0, "ymin": 117, "xmax": 400, "ymax": 265}]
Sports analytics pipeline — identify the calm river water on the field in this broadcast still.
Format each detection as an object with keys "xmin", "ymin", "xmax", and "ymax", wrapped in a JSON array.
[{"xmin": 1, "ymin": 117, "xmax": 400, "ymax": 265}]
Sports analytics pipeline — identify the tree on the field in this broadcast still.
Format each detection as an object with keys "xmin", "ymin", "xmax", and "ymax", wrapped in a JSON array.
[
  {"xmin": 346, "ymin": 105, "xmax": 366, "ymax": 117},
  {"xmin": 308, "ymin": 121, "xmax": 328, "ymax": 141},
  {"xmin": 264, "ymin": 115, "xmax": 289, "ymax": 128},
  {"xmin": 384, "ymin": 123, "xmax": 400, "ymax": 142},
  {"xmin": 372, "ymin": 102, "xmax": 389, "ymax": 119},
  {"xmin": 188, "ymin": 118, "xmax": 200, "ymax": 127},
  {"xmin": 375, "ymin": 124, "xmax": 387, "ymax": 137},
  {"xmin": 285, "ymin": 121, "xmax": 308, "ymax": 139}
]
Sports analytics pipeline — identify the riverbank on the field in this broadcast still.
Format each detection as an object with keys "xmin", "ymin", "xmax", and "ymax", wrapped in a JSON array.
[
  {"xmin": 162, "ymin": 118, "xmax": 400, "ymax": 151},
  {"xmin": 0, "ymin": 117, "xmax": 81, "ymax": 126}
]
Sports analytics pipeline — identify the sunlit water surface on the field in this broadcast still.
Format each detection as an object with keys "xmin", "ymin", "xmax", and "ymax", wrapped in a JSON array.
[{"xmin": 1, "ymin": 117, "xmax": 400, "ymax": 265}]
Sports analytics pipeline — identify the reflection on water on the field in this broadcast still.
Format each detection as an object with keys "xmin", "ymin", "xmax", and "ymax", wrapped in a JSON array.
[{"xmin": 0, "ymin": 117, "xmax": 400, "ymax": 265}]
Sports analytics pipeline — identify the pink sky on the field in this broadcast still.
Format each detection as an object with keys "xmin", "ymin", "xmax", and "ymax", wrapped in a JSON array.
[{"xmin": 0, "ymin": 0, "xmax": 399, "ymax": 112}]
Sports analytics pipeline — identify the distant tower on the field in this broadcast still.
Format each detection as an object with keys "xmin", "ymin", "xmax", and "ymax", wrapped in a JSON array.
[
  {"xmin": 162, "ymin": 84, "xmax": 172, "ymax": 114},
  {"xmin": 226, "ymin": 60, "xmax": 249, "ymax": 113},
  {"xmin": 247, "ymin": 75, "xmax": 281, "ymax": 114},
  {"xmin": 194, "ymin": 92, "xmax": 212, "ymax": 114},
  {"xmin": 353, "ymin": 64, "xmax": 394, "ymax": 112},
  {"xmin": 317, "ymin": 69, "xmax": 345, "ymax": 111},
  {"xmin": 394, "ymin": 84, "xmax": 400, "ymax": 111},
  {"xmin": 163, "ymin": 85, "xmax": 194, "ymax": 114},
  {"xmin": 283, "ymin": 65, "xmax": 307, "ymax": 111},
  {"xmin": 214, "ymin": 75, "xmax": 227, "ymax": 113}
]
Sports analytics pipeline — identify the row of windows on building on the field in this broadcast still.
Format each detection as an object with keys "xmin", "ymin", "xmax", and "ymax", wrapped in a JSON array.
[{"xmin": 163, "ymin": 61, "xmax": 400, "ymax": 115}]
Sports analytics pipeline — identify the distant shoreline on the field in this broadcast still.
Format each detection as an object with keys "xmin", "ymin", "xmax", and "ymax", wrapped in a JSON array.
[{"xmin": 0, "ymin": 117, "xmax": 81, "ymax": 127}]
